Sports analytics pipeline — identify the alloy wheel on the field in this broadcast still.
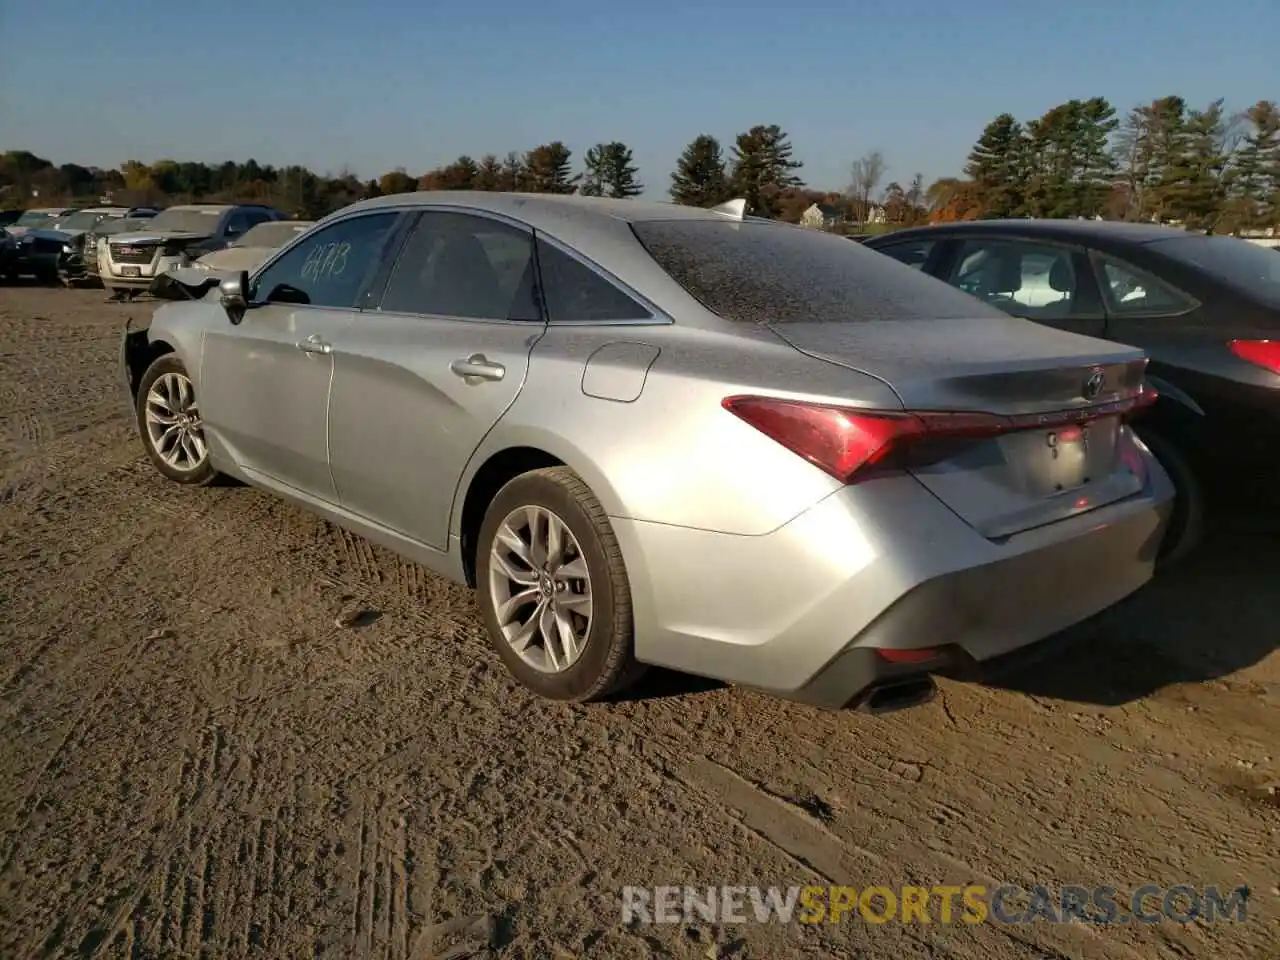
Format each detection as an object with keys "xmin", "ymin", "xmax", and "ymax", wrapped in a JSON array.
[
  {"xmin": 144, "ymin": 372, "xmax": 208, "ymax": 472},
  {"xmin": 488, "ymin": 505, "xmax": 593, "ymax": 673}
]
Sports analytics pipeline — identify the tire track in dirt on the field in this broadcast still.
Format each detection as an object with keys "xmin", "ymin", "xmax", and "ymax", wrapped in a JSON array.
[
  {"xmin": 0, "ymin": 623, "xmax": 161, "ymax": 876},
  {"xmin": 4, "ymin": 286, "xmax": 1279, "ymax": 959}
]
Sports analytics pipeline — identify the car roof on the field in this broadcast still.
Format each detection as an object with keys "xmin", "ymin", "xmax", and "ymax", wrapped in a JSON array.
[
  {"xmin": 165, "ymin": 203, "xmax": 238, "ymax": 212},
  {"xmin": 343, "ymin": 191, "xmax": 748, "ymax": 227},
  {"xmin": 323, "ymin": 192, "xmax": 793, "ymax": 324},
  {"xmin": 882, "ymin": 218, "xmax": 1196, "ymax": 246}
]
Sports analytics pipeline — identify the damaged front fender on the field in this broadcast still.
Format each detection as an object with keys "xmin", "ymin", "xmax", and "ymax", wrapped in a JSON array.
[
  {"xmin": 149, "ymin": 268, "xmax": 222, "ymax": 301},
  {"xmin": 120, "ymin": 316, "xmax": 148, "ymax": 409}
]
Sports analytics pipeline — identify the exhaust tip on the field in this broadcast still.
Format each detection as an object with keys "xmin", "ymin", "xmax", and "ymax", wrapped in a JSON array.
[{"xmin": 858, "ymin": 677, "xmax": 937, "ymax": 714}]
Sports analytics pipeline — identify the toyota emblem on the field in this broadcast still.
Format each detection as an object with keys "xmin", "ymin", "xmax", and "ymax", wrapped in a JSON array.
[{"xmin": 1083, "ymin": 370, "xmax": 1105, "ymax": 400}]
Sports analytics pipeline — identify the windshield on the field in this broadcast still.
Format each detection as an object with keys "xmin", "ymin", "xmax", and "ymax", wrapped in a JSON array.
[
  {"xmin": 145, "ymin": 208, "xmax": 225, "ymax": 234},
  {"xmin": 631, "ymin": 219, "xmax": 1000, "ymax": 323},
  {"xmin": 56, "ymin": 211, "xmax": 113, "ymax": 232},
  {"xmin": 96, "ymin": 218, "xmax": 145, "ymax": 236},
  {"xmin": 238, "ymin": 221, "xmax": 311, "ymax": 248},
  {"xmin": 13, "ymin": 211, "xmax": 59, "ymax": 227},
  {"xmin": 1151, "ymin": 235, "xmax": 1280, "ymax": 308}
]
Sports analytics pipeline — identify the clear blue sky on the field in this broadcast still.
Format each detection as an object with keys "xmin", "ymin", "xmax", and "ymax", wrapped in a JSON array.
[{"xmin": 1, "ymin": 0, "xmax": 1276, "ymax": 197}]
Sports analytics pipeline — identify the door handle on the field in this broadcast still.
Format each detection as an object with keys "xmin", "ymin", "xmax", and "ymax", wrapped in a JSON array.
[
  {"xmin": 297, "ymin": 334, "xmax": 332, "ymax": 356},
  {"xmin": 450, "ymin": 353, "xmax": 505, "ymax": 382}
]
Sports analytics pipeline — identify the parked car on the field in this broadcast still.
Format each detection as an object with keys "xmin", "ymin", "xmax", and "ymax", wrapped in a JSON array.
[
  {"xmin": 0, "ymin": 210, "xmax": 23, "ymax": 230},
  {"xmin": 54, "ymin": 206, "xmax": 160, "ymax": 285},
  {"xmin": 864, "ymin": 220, "xmax": 1280, "ymax": 564},
  {"xmin": 13, "ymin": 206, "xmax": 158, "ymax": 284},
  {"xmin": 85, "ymin": 216, "xmax": 159, "ymax": 285},
  {"xmin": 189, "ymin": 219, "xmax": 315, "ymax": 275},
  {"xmin": 0, "ymin": 230, "xmax": 15, "ymax": 280},
  {"xmin": 120, "ymin": 193, "xmax": 1172, "ymax": 712},
  {"xmin": 5, "ymin": 207, "xmax": 77, "ymax": 239},
  {"xmin": 102, "ymin": 203, "xmax": 283, "ymax": 298}
]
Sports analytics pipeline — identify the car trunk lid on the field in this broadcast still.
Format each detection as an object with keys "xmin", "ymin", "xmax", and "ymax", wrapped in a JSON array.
[{"xmin": 767, "ymin": 316, "xmax": 1153, "ymax": 539}]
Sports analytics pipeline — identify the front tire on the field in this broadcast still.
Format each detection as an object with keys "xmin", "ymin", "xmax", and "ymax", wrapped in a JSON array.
[
  {"xmin": 476, "ymin": 466, "xmax": 645, "ymax": 702},
  {"xmin": 135, "ymin": 354, "xmax": 220, "ymax": 485}
]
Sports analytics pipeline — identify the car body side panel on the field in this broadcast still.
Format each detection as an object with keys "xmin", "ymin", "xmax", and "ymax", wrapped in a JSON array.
[
  {"xmin": 326, "ymin": 313, "xmax": 543, "ymax": 551},
  {"xmin": 199, "ymin": 304, "xmax": 356, "ymax": 499},
  {"xmin": 461, "ymin": 323, "xmax": 903, "ymax": 537}
]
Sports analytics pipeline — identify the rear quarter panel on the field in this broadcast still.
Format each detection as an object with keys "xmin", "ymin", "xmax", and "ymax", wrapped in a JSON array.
[{"xmin": 457, "ymin": 323, "xmax": 905, "ymax": 537}]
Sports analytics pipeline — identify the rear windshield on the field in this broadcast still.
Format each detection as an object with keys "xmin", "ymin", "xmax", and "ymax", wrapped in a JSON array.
[
  {"xmin": 13, "ymin": 211, "xmax": 57, "ymax": 227},
  {"xmin": 56, "ymin": 211, "xmax": 113, "ymax": 231},
  {"xmin": 1151, "ymin": 235, "xmax": 1280, "ymax": 308},
  {"xmin": 238, "ymin": 220, "xmax": 312, "ymax": 248},
  {"xmin": 146, "ymin": 208, "xmax": 225, "ymax": 233},
  {"xmin": 630, "ymin": 219, "xmax": 1000, "ymax": 323},
  {"xmin": 98, "ymin": 218, "xmax": 147, "ymax": 236}
]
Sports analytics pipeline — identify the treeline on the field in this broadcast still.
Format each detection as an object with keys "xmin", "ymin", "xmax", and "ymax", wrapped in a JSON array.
[
  {"xmin": 933, "ymin": 97, "xmax": 1280, "ymax": 232},
  {"xmin": 0, "ymin": 123, "xmax": 923, "ymax": 227},
  {"xmin": 3, "ymin": 95, "xmax": 1276, "ymax": 233}
]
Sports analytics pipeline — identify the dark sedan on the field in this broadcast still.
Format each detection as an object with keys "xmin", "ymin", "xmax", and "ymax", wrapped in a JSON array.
[{"xmin": 864, "ymin": 220, "xmax": 1280, "ymax": 564}]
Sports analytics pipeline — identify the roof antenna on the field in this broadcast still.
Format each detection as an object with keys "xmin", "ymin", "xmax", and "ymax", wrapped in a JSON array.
[{"xmin": 709, "ymin": 198, "xmax": 747, "ymax": 220}]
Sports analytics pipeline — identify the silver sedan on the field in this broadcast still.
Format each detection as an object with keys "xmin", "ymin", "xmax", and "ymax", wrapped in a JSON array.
[{"xmin": 120, "ymin": 192, "xmax": 1174, "ymax": 712}]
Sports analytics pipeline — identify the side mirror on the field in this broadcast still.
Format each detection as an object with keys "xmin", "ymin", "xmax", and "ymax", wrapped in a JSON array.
[{"xmin": 219, "ymin": 270, "xmax": 250, "ymax": 324}]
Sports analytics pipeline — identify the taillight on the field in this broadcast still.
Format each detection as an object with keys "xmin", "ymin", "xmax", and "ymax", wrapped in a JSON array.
[
  {"xmin": 1229, "ymin": 339, "xmax": 1280, "ymax": 375},
  {"xmin": 723, "ymin": 392, "xmax": 1155, "ymax": 484}
]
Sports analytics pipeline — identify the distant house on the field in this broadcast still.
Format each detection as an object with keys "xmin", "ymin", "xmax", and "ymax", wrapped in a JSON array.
[{"xmin": 800, "ymin": 202, "xmax": 844, "ymax": 229}]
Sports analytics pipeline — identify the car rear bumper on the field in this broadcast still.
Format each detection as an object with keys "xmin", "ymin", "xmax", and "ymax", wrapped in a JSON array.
[{"xmin": 613, "ymin": 459, "xmax": 1174, "ymax": 709}]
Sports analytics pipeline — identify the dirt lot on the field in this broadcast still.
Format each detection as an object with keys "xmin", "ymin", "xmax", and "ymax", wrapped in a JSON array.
[{"xmin": 0, "ymin": 285, "xmax": 1277, "ymax": 959}]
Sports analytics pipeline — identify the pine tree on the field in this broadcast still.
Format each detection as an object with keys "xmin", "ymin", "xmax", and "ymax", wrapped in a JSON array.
[
  {"xmin": 581, "ymin": 142, "xmax": 643, "ymax": 198},
  {"xmin": 1142, "ymin": 96, "xmax": 1190, "ymax": 222},
  {"xmin": 964, "ymin": 113, "xmax": 1028, "ymax": 217},
  {"xmin": 728, "ymin": 124, "xmax": 804, "ymax": 218},
  {"xmin": 499, "ymin": 151, "xmax": 526, "ymax": 191},
  {"xmin": 1163, "ymin": 99, "xmax": 1233, "ymax": 230},
  {"xmin": 474, "ymin": 154, "xmax": 504, "ymax": 191},
  {"xmin": 435, "ymin": 155, "xmax": 478, "ymax": 190},
  {"xmin": 1225, "ymin": 100, "xmax": 1280, "ymax": 231},
  {"xmin": 522, "ymin": 142, "xmax": 579, "ymax": 194},
  {"xmin": 1076, "ymin": 97, "xmax": 1120, "ymax": 218},
  {"xmin": 669, "ymin": 134, "xmax": 731, "ymax": 206}
]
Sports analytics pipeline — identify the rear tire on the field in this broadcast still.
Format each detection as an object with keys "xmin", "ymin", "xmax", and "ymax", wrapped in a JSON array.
[
  {"xmin": 1135, "ymin": 425, "xmax": 1204, "ymax": 569},
  {"xmin": 135, "ymin": 354, "xmax": 220, "ymax": 486},
  {"xmin": 475, "ymin": 466, "xmax": 646, "ymax": 702}
]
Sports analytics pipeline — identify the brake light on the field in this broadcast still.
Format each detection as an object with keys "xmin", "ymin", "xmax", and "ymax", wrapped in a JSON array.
[
  {"xmin": 723, "ymin": 393, "xmax": 1154, "ymax": 484},
  {"xmin": 1229, "ymin": 339, "xmax": 1280, "ymax": 375}
]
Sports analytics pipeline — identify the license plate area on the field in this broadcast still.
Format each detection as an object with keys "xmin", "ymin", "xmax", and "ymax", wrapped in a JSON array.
[
  {"xmin": 1042, "ymin": 425, "xmax": 1090, "ymax": 493},
  {"xmin": 992, "ymin": 416, "xmax": 1121, "ymax": 499},
  {"xmin": 121, "ymin": 266, "xmax": 140, "ymax": 277}
]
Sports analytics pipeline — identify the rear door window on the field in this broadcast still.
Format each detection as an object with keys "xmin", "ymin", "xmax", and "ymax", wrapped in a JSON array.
[
  {"xmin": 945, "ymin": 239, "xmax": 1096, "ymax": 320},
  {"xmin": 379, "ymin": 211, "xmax": 541, "ymax": 321},
  {"xmin": 630, "ymin": 219, "xmax": 993, "ymax": 323},
  {"xmin": 872, "ymin": 239, "xmax": 936, "ymax": 270}
]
